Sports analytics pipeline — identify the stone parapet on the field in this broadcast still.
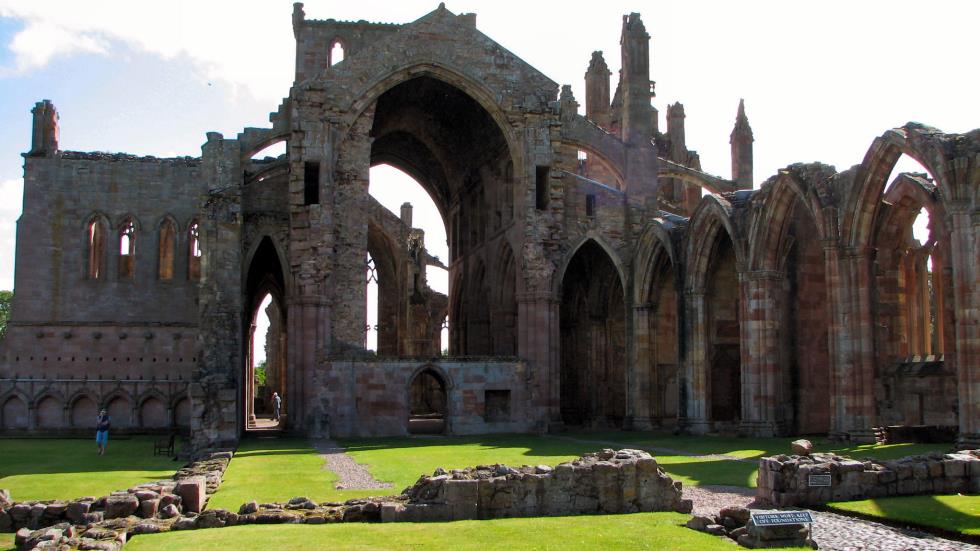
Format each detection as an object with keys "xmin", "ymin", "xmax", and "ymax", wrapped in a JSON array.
[{"xmin": 757, "ymin": 449, "xmax": 980, "ymax": 507}]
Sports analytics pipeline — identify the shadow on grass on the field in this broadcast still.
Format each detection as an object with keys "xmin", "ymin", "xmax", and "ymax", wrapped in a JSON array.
[
  {"xmin": 829, "ymin": 494, "xmax": 980, "ymax": 540},
  {"xmin": 0, "ymin": 438, "xmax": 182, "ymax": 478}
]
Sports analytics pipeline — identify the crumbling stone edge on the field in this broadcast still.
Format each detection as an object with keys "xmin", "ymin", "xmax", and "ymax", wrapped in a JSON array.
[{"xmin": 5, "ymin": 448, "xmax": 693, "ymax": 550}]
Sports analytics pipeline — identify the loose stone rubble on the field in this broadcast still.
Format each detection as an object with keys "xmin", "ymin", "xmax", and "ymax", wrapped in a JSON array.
[
  {"xmin": 5, "ymin": 449, "xmax": 689, "ymax": 550},
  {"xmin": 757, "ymin": 449, "xmax": 980, "ymax": 507},
  {"xmin": 2, "ymin": 450, "xmax": 231, "ymax": 550}
]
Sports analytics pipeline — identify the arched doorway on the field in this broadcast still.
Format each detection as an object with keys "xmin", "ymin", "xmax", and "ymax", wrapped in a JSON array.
[
  {"xmin": 559, "ymin": 240, "xmax": 627, "ymax": 427},
  {"xmin": 706, "ymin": 233, "xmax": 741, "ymax": 426},
  {"xmin": 408, "ymin": 367, "xmax": 448, "ymax": 434},
  {"xmin": 244, "ymin": 237, "xmax": 287, "ymax": 432}
]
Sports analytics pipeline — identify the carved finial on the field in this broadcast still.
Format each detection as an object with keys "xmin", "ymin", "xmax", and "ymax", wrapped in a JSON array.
[
  {"xmin": 587, "ymin": 51, "xmax": 610, "ymax": 75},
  {"xmin": 732, "ymin": 99, "xmax": 753, "ymax": 137}
]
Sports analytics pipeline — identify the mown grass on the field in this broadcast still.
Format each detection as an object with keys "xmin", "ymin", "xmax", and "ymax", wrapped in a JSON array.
[
  {"xmin": 0, "ymin": 437, "xmax": 180, "ymax": 502},
  {"xmin": 206, "ymin": 437, "xmax": 357, "ymax": 510},
  {"xmin": 209, "ymin": 434, "xmax": 592, "ymax": 510},
  {"xmin": 0, "ymin": 532, "xmax": 13, "ymax": 551},
  {"xmin": 125, "ymin": 512, "xmax": 756, "ymax": 551},
  {"xmin": 827, "ymin": 494, "xmax": 980, "ymax": 536}
]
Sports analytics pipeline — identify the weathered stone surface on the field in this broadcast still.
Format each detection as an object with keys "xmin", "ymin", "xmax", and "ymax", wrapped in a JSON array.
[
  {"xmin": 758, "ymin": 449, "xmax": 980, "ymax": 507},
  {"xmin": 104, "ymin": 495, "xmax": 139, "ymax": 519},
  {"xmin": 791, "ymin": 439, "xmax": 813, "ymax": 456},
  {"xmin": 174, "ymin": 476, "xmax": 207, "ymax": 514}
]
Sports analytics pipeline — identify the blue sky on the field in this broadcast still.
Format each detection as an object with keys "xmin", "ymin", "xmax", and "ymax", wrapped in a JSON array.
[{"xmin": 0, "ymin": 0, "xmax": 978, "ymax": 299}]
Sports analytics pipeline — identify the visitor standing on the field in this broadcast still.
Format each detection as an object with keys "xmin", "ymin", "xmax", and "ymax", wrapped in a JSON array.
[
  {"xmin": 96, "ymin": 409, "xmax": 110, "ymax": 455},
  {"xmin": 272, "ymin": 392, "xmax": 282, "ymax": 423}
]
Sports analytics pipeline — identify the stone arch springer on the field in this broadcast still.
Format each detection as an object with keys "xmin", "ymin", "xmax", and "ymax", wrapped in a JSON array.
[
  {"xmin": 684, "ymin": 195, "xmax": 742, "ymax": 293},
  {"xmin": 746, "ymin": 166, "xmax": 834, "ymax": 273},
  {"xmin": 553, "ymin": 233, "xmax": 629, "ymax": 300},
  {"xmin": 634, "ymin": 218, "xmax": 679, "ymax": 305},
  {"xmin": 842, "ymin": 123, "xmax": 954, "ymax": 250}
]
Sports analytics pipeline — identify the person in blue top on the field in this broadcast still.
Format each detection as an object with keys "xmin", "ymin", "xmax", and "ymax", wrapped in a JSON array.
[{"xmin": 96, "ymin": 409, "xmax": 111, "ymax": 455}]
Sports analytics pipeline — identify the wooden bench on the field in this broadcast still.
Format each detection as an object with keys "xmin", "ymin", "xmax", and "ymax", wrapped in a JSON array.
[{"xmin": 153, "ymin": 432, "xmax": 176, "ymax": 456}]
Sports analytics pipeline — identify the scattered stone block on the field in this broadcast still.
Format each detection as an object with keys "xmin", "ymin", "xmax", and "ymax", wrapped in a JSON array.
[{"xmin": 175, "ymin": 476, "xmax": 207, "ymax": 514}]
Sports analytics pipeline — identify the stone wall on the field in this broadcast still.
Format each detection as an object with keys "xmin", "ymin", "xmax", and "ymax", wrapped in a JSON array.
[
  {"xmin": 757, "ymin": 449, "xmax": 980, "ymax": 507},
  {"xmin": 0, "ymin": 378, "xmax": 190, "ymax": 434},
  {"xmin": 384, "ymin": 448, "xmax": 691, "ymax": 521},
  {"xmin": 309, "ymin": 359, "xmax": 537, "ymax": 437}
]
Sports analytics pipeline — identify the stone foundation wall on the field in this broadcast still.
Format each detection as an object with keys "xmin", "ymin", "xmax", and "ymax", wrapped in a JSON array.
[{"xmin": 757, "ymin": 449, "xmax": 980, "ymax": 507}]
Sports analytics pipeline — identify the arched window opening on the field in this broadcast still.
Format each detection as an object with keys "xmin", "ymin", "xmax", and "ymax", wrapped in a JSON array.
[
  {"xmin": 158, "ymin": 219, "xmax": 176, "ymax": 280},
  {"xmin": 367, "ymin": 164, "xmax": 449, "ymax": 357},
  {"xmin": 87, "ymin": 218, "xmax": 106, "ymax": 279},
  {"xmin": 408, "ymin": 368, "xmax": 447, "ymax": 434},
  {"xmin": 118, "ymin": 218, "xmax": 136, "ymax": 279},
  {"xmin": 330, "ymin": 40, "xmax": 345, "ymax": 65},
  {"xmin": 365, "ymin": 252, "xmax": 379, "ymax": 351},
  {"xmin": 188, "ymin": 221, "xmax": 201, "ymax": 280},
  {"xmin": 250, "ymin": 141, "xmax": 286, "ymax": 160},
  {"xmin": 905, "ymin": 207, "xmax": 939, "ymax": 357},
  {"xmin": 440, "ymin": 315, "xmax": 449, "ymax": 356}
]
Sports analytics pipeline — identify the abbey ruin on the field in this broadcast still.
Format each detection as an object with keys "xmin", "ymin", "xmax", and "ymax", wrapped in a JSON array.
[{"xmin": 0, "ymin": 4, "xmax": 977, "ymax": 449}]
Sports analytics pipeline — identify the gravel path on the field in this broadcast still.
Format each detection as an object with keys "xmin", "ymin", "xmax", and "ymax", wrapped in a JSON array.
[
  {"xmin": 682, "ymin": 485, "xmax": 978, "ymax": 551},
  {"xmin": 311, "ymin": 439, "xmax": 393, "ymax": 490}
]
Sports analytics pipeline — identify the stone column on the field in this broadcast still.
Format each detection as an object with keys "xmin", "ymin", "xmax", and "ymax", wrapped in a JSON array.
[
  {"xmin": 518, "ymin": 291, "xmax": 559, "ymax": 431},
  {"xmin": 828, "ymin": 246, "xmax": 877, "ymax": 442},
  {"xmin": 948, "ymin": 202, "xmax": 979, "ymax": 447},
  {"xmin": 739, "ymin": 270, "xmax": 785, "ymax": 436},
  {"xmin": 628, "ymin": 304, "xmax": 654, "ymax": 429},
  {"xmin": 191, "ymin": 131, "xmax": 244, "ymax": 449},
  {"xmin": 681, "ymin": 290, "xmax": 710, "ymax": 433}
]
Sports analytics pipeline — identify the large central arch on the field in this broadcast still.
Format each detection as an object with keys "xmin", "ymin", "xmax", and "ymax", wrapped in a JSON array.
[{"xmin": 363, "ymin": 74, "xmax": 520, "ymax": 357}]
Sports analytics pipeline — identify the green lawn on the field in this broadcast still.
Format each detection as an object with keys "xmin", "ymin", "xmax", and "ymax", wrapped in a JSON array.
[
  {"xmin": 0, "ymin": 437, "xmax": 180, "ymax": 502},
  {"xmin": 126, "ymin": 512, "xmax": 749, "ymax": 551},
  {"xmin": 827, "ymin": 494, "xmax": 980, "ymax": 536},
  {"xmin": 341, "ymin": 434, "xmax": 588, "ymax": 492},
  {"xmin": 206, "ymin": 437, "xmax": 355, "ymax": 510},
  {"xmin": 209, "ymin": 435, "xmax": 591, "ymax": 510},
  {"xmin": 0, "ymin": 533, "xmax": 13, "ymax": 551}
]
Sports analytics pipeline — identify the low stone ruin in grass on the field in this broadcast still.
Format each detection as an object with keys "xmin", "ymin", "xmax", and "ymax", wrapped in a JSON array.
[
  {"xmin": 3, "ymin": 449, "xmax": 232, "ymax": 551},
  {"xmin": 757, "ymin": 448, "xmax": 980, "ymax": 507}
]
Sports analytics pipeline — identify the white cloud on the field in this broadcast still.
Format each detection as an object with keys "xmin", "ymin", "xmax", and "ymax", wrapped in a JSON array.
[
  {"xmin": 0, "ymin": 1, "xmax": 294, "ymax": 102},
  {"xmin": 4, "ymin": 20, "xmax": 107, "ymax": 73}
]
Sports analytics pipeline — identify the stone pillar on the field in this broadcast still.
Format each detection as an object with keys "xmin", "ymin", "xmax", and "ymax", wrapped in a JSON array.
[
  {"xmin": 518, "ymin": 291, "xmax": 559, "ymax": 432},
  {"xmin": 827, "ymin": 246, "xmax": 877, "ymax": 441},
  {"xmin": 681, "ymin": 290, "xmax": 710, "ymax": 433},
  {"xmin": 739, "ymin": 271, "xmax": 784, "ymax": 436},
  {"xmin": 584, "ymin": 51, "xmax": 611, "ymax": 129},
  {"xmin": 191, "ymin": 131, "xmax": 244, "ymax": 449},
  {"xmin": 948, "ymin": 202, "xmax": 979, "ymax": 447},
  {"xmin": 628, "ymin": 305, "xmax": 654, "ymax": 429}
]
